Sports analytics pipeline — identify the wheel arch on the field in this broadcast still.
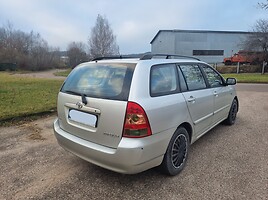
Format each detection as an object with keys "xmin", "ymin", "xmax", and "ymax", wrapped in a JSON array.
[
  {"xmin": 178, "ymin": 122, "xmax": 193, "ymax": 143},
  {"xmin": 159, "ymin": 122, "xmax": 192, "ymax": 175},
  {"xmin": 234, "ymin": 96, "xmax": 239, "ymax": 112}
]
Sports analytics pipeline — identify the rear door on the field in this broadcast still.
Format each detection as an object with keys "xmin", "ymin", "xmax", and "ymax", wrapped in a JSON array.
[
  {"xmin": 58, "ymin": 62, "xmax": 135, "ymax": 148},
  {"xmin": 178, "ymin": 64, "xmax": 214, "ymax": 136}
]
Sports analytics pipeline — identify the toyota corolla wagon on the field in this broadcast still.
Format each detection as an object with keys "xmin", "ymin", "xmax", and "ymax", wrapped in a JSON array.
[{"xmin": 53, "ymin": 54, "xmax": 238, "ymax": 176}]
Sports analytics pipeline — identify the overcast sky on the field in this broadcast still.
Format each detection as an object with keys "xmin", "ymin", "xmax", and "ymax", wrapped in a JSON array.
[{"xmin": 0, "ymin": 0, "xmax": 267, "ymax": 54}]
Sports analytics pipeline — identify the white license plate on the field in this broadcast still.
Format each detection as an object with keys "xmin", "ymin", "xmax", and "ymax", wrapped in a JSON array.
[{"xmin": 68, "ymin": 109, "xmax": 97, "ymax": 127}]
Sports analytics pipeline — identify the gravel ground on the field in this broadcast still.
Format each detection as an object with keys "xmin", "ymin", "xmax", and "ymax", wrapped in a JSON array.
[{"xmin": 0, "ymin": 84, "xmax": 267, "ymax": 200}]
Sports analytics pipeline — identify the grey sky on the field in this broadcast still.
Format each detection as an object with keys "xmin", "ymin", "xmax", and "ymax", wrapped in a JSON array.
[{"xmin": 0, "ymin": 0, "xmax": 267, "ymax": 54}]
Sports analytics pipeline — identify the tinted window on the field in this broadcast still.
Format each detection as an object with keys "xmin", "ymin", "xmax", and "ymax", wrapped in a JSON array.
[
  {"xmin": 193, "ymin": 50, "xmax": 224, "ymax": 56},
  {"xmin": 179, "ymin": 64, "xmax": 207, "ymax": 91},
  {"xmin": 150, "ymin": 64, "xmax": 177, "ymax": 96},
  {"xmin": 61, "ymin": 63, "xmax": 135, "ymax": 101},
  {"xmin": 201, "ymin": 65, "xmax": 223, "ymax": 87}
]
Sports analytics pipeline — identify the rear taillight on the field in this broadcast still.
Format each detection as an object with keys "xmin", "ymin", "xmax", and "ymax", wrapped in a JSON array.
[{"xmin": 123, "ymin": 102, "xmax": 152, "ymax": 138}]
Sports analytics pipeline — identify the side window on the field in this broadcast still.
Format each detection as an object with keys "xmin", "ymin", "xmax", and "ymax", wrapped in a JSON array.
[
  {"xmin": 179, "ymin": 64, "xmax": 207, "ymax": 91},
  {"xmin": 201, "ymin": 64, "xmax": 223, "ymax": 88},
  {"xmin": 150, "ymin": 64, "xmax": 177, "ymax": 96}
]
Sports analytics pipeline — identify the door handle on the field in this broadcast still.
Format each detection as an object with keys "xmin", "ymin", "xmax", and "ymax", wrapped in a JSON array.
[
  {"xmin": 214, "ymin": 91, "xmax": 219, "ymax": 97},
  {"xmin": 187, "ymin": 96, "xmax": 196, "ymax": 103}
]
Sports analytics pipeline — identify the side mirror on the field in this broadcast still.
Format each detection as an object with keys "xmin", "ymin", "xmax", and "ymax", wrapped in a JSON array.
[{"xmin": 226, "ymin": 78, "xmax": 237, "ymax": 85}]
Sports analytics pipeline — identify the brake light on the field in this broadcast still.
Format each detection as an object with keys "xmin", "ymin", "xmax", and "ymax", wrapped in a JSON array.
[{"xmin": 123, "ymin": 102, "xmax": 152, "ymax": 138}]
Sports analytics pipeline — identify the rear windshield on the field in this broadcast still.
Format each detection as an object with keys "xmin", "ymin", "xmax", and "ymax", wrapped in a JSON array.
[{"xmin": 61, "ymin": 63, "xmax": 135, "ymax": 101}]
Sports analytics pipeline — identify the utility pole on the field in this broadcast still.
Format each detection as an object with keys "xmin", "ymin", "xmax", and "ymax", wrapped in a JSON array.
[
  {"xmin": 262, "ymin": 61, "xmax": 266, "ymax": 74},
  {"xmin": 236, "ymin": 62, "xmax": 240, "ymax": 74}
]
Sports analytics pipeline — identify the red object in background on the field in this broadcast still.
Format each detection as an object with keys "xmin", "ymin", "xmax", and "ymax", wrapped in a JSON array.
[{"xmin": 223, "ymin": 51, "xmax": 264, "ymax": 65}]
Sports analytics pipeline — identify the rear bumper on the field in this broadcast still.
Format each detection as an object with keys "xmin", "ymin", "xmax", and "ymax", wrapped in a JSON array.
[{"xmin": 53, "ymin": 119, "xmax": 172, "ymax": 174}]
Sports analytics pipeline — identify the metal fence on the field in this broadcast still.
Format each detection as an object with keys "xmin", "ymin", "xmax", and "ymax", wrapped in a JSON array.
[{"xmin": 210, "ymin": 62, "xmax": 267, "ymax": 74}]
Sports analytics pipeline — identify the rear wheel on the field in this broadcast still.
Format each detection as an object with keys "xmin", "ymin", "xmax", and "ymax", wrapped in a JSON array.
[
  {"xmin": 224, "ymin": 99, "xmax": 238, "ymax": 125},
  {"xmin": 160, "ymin": 127, "xmax": 189, "ymax": 176}
]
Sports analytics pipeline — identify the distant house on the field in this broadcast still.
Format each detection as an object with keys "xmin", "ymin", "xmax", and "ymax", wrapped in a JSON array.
[
  {"xmin": 60, "ymin": 56, "xmax": 69, "ymax": 65},
  {"xmin": 150, "ymin": 30, "xmax": 251, "ymax": 63}
]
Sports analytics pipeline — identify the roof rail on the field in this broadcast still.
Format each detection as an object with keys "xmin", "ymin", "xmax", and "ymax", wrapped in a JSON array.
[
  {"xmin": 92, "ymin": 55, "xmax": 139, "ymax": 61},
  {"xmin": 91, "ymin": 53, "xmax": 200, "ymax": 62},
  {"xmin": 140, "ymin": 53, "xmax": 200, "ymax": 61}
]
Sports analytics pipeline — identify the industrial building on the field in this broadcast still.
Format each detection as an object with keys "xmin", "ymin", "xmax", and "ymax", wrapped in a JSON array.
[{"xmin": 150, "ymin": 30, "xmax": 251, "ymax": 64}]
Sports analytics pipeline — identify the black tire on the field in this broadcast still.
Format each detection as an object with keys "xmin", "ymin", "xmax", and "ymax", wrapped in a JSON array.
[
  {"xmin": 160, "ymin": 127, "xmax": 189, "ymax": 176},
  {"xmin": 224, "ymin": 60, "xmax": 232, "ymax": 65},
  {"xmin": 224, "ymin": 99, "xmax": 238, "ymax": 125}
]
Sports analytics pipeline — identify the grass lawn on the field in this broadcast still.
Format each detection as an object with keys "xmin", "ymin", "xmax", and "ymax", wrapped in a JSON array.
[
  {"xmin": 0, "ymin": 72, "xmax": 63, "ymax": 122},
  {"xmin": 54, "ymin": 68, "xmax": 72, "ymax": 77},
  {"xmin": 222, "ymin": 73, "xmax": 268, "ymax": 83}
]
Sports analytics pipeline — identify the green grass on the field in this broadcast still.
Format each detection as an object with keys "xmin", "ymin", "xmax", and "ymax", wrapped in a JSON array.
[
  {"xmin": 0, "ymin": 72, "xmax": 63, "ymax": 122},
  {"xmin": 222, "ymin": 73, "xmax": 268, "ymax": 83},
  {"xmin": 54, "ymin": 68, "xmax": 72, "ymax": 77}
]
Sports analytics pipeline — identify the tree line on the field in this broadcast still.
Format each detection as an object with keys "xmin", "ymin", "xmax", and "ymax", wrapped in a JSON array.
[
  {"xmin": 0, "ymin": 14, "xmax": 119, "ymax": 70},
  {"xmin": 0, "ymin": 22, "xmax": 61, "ymax": 71}
]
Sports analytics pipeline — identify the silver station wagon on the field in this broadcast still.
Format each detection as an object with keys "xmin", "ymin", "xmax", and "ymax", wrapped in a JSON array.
[{"xmin": 53, "ymin": 54, "xmax": 238, "ymax": 175}]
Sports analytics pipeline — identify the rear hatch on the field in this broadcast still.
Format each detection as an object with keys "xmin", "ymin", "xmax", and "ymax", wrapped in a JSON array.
[{"xmin": 58, "ymin": 62, "xmax": 136, "ymax": 148}]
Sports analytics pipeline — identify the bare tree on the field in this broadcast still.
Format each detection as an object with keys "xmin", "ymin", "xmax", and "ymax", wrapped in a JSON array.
[
  {"xmin": 0, "ymin": 21, "xmax": 61, "ymax": 71},
  {"xmin": 258, "ymin": 0, "xmax": 268, "ymax": 9},
  {"xmin": 0, "ymin": 22, "xmax": 17, "ymax": 63},
  {"xmin": 88, "ymin": 14, "xmax": 119, "ymax": 59},
  {"xmin": 242, "ymin": 19, "xmax": 268, "ymax": 74},
  {"xmin": 67, "ymin": 41, "xmax": 87, "ymax": 67},
  {"xmin": 244, "ymin": 19, "xmax": 268, "ymax": 61}
]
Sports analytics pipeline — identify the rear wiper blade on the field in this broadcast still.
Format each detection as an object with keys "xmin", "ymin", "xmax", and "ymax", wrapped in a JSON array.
[
  {"xmin": 64, "ymin": 90, "xmax": 82, "ymax": 96},
  {"xmin": 81, "ymin": 93, "xmax": 87, "ymax": 105},
  {"xmin": 63, "ymin": 90, "xmax": 88, "ymax": 105}
]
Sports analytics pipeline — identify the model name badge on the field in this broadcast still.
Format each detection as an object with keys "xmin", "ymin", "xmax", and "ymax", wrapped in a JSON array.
[{"xmin": 103, "ymin": 132, "xmax": 120, "ymax": 138}]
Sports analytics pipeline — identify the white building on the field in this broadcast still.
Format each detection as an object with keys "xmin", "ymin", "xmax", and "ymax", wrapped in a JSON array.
[{"xmin": 150, "ymin": 30, "xmax": 251, "ymax": 63}]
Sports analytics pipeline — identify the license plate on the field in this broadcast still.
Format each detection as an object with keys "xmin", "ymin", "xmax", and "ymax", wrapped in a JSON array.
[{"xmin": 68, "ymin": 109, "xmax": 97, "ymax": 127}]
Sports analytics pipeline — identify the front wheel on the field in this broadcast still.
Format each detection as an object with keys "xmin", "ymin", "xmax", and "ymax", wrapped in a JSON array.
[
  {"xmin": 224, "ymin": 99, "xmax": 238, "ymax": 125},
  {"xmin": 159, "ymin": 127, "xmax": 189, "ymax": 176}
]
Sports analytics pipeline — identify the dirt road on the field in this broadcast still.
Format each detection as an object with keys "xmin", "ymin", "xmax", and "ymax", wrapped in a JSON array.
[
  {"xmin": 0, "ymin": 84, "xmax": 267, "ymax": 200},
  {"xmin": 12, "ymin": 69, "xmax": 66, "ymax": 79}
]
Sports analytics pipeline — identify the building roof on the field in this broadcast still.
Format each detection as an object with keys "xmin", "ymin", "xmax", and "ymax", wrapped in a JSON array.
[{"xmin": 150, "ymin": 29, "xmax": 252, "ymax": 44}]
